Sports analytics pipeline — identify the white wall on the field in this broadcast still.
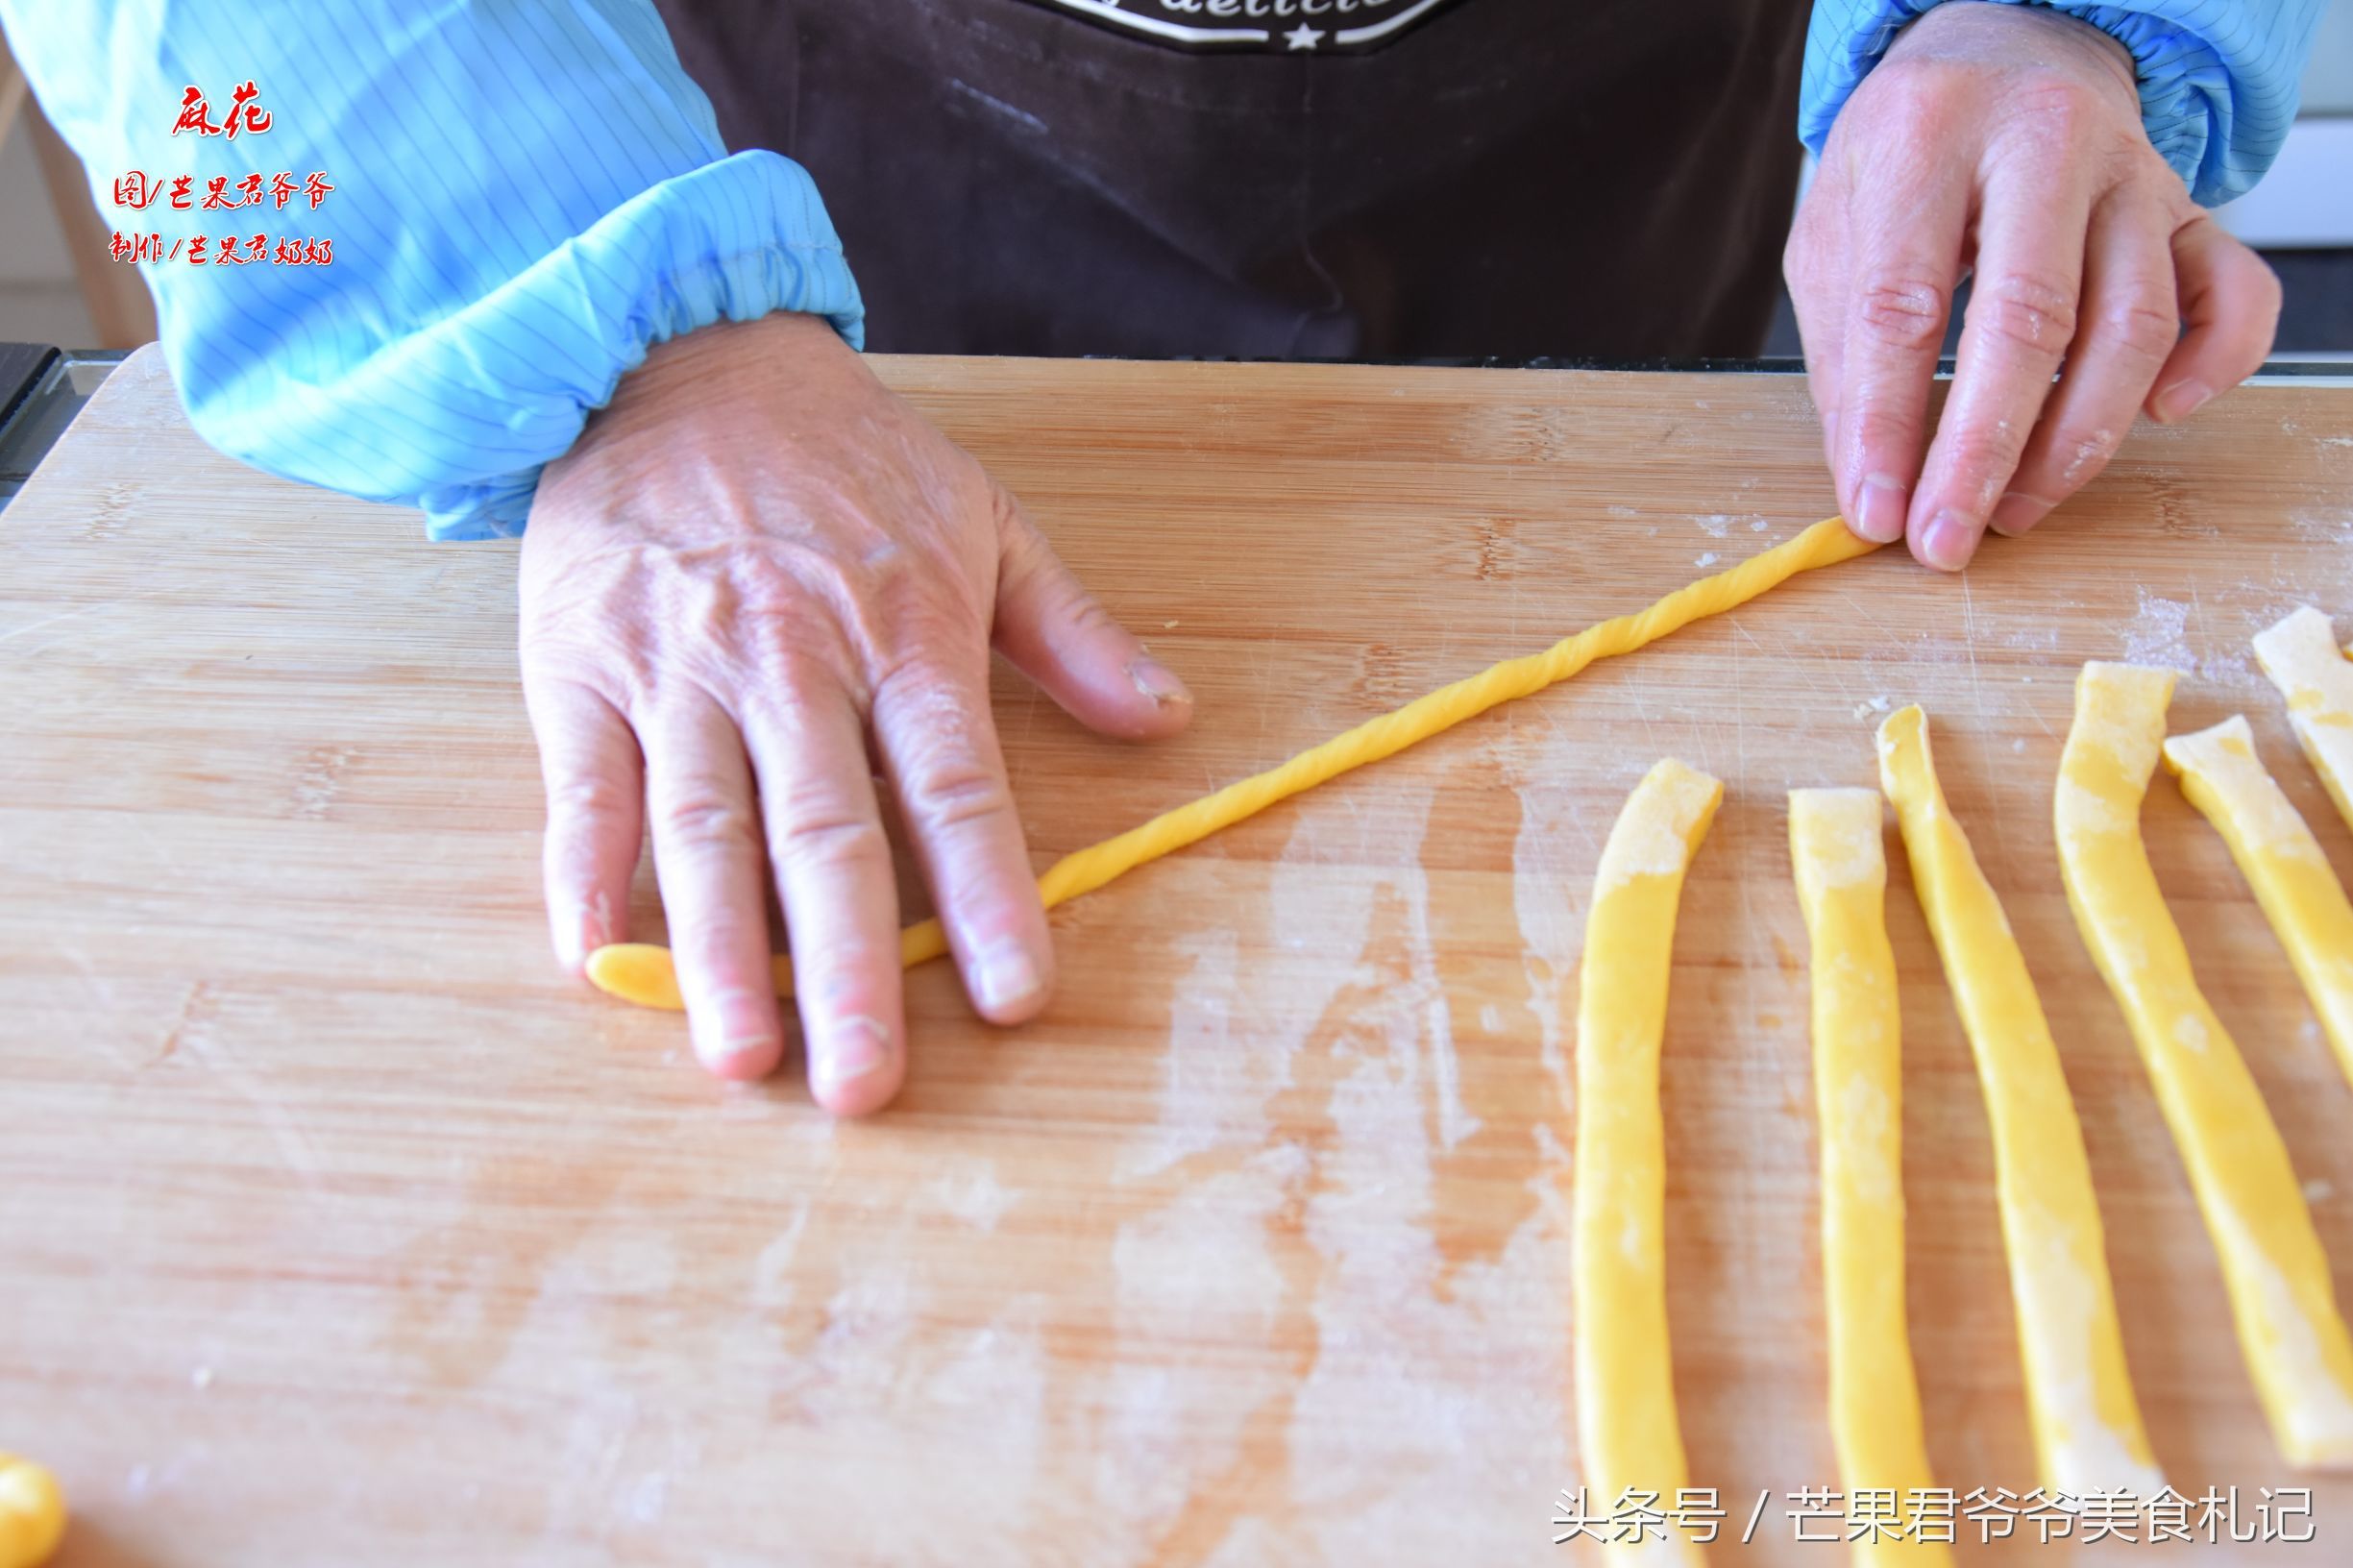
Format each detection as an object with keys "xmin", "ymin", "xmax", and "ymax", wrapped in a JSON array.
[
  {"xmin": 2217, "ymin": 0, "xmax": 2353, "ymax": 245},
  {"xmin": 2304, "ymin": 0, "xmax": 2353, "ymax": 113}
]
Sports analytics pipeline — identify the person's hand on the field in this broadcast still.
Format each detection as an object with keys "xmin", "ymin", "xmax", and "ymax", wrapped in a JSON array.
[
  {"xmin": 1785, "ymin": 0, "xmax": 2282, "ymax": 572},
  {"xmin": 519, "ymin": 312, "xmax": 1194, "ymax": 1113}
]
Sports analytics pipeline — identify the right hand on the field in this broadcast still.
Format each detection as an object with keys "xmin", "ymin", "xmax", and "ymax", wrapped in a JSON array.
[
  {"xmin": 1784, "ymin": 0, "xmax": 2281, "ymax": 573},
  {"xmin": 520, "ymin": 312, "xmax": 1194, "ymax": 1115}
]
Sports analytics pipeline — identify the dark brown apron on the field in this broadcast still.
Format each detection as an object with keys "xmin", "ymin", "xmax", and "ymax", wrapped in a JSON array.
[{"xmin": 650, "ymin": 0, "xmax": 1809, "ymax": 358}]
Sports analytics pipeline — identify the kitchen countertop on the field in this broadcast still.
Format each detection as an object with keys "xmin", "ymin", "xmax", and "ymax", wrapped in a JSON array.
[{"xmin": 5, "ymin": 342, "xmax": 2353, "ymax": 1565}]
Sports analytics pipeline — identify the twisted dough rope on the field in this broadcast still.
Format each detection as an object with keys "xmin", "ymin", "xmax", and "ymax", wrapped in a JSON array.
[{"xmin": 587, "ymin": 516, "xmax": 1878, "ymax": 1008}]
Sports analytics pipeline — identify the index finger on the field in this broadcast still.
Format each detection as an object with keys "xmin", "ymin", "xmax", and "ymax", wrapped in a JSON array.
[
  {"xmin": 1906, "ymin": 156, "xmax": 2092, "ymax": 570},
  {"xmin": 641, "ymin": 689, "xmax": 787, "ymax": 1079},
  {"xmin": 525, "ymin": 675, "xmax": 643, "ymax": 974},
  {"xmin": 871, "ymin": 649, "xmax": 1052, "ymax": 1028},
  {"xmin": 1833, "ymin": 152, "xmax": 1970, "ymax": 548},
  {"xmin": 740, "ymin": 672, "xmax": 908, "ymax": 1115}
]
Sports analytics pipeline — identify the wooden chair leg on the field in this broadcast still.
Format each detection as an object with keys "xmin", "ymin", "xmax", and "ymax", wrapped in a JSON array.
[
  {"xmin": 0, "ymin": 28, "xmax": 30, "ymax": 158},
  {"xmin": 24, "ymin": 96, "xmax": 159, "ymax": 349}
]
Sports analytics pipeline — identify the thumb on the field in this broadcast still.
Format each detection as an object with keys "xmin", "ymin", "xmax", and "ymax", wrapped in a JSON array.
[
  {"xmin": 991, "ymin": 484, "xmax": 1194, "ymax": 742},
  {"xmin": 2145, "ymin": 213, "xmax": 2280, "ymax": 425}
]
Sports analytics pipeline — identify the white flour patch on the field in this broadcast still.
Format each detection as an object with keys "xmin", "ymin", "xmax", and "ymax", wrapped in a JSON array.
[
  {"xmin": 1509, "ymin": 729, "xmax": 1598, "ymax": 1103},
  {"xmin": 1136, "ymin": 926, "xmax": 1248, "ymax": 1177},
  {"xmin": 925, "ymin": 1308, "xmax": 1049, "ymax": 1459},
  {"xmin": 1101, "ymin": 1150, "xmax": 1301, "ymax": 1536},
  {"xmin": 1694, "ymin": 512, "xmax": 1767, "ymax": 539},
  {"xmin": 2197, "ymin": 649, "xmax": 2257, "ymax": 689},
  {"xmin": 1695, "ymin": 552, "xmax": 1720, "ymax": 569},
  {"xmin": 1138, "ymin": 780, "xmax": 1458, "ymax": 1179},
  {"xmin": 2060, "ymin": 428, "xmax": 2118, "ymax": 487},
  {"xmin": 2292, "ymin": 509, "xmax": 2353, "ymax": 547},
  {"xmin": 925, "ymin": 1158, "xmax": 1016, "ymax": 1232},
  {"xmin": 2120, "ymin": 591, "xmax": 2194, "ymax": 674},
  {"xmin": 1606, "ymin": 504, "xmax": 1639, "ymax": 519},
  {"xmin": 1282, "ymin": 1088, "xmax": 1570, "ymax": 1557}
]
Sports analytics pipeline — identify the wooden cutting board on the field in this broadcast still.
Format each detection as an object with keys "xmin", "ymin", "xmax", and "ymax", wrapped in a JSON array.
[{"xmin": 6, "ymin": 345, "xmax": 2353, "ymax": 1565}]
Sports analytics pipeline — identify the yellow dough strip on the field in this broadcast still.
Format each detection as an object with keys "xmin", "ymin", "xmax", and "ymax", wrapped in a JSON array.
[
  {"xmin": 1573, "ymin": 758, "xmax": 1721, "ymax": 1565},
  {"xmin": 2254, "ymin": 605, "xmax": 2353, "ymax": 833},
  {"xmin": 588, "ymin": 516, "xmax": 1879, "ymax": 1008},
  {"xmin": 0, "ymin": 1452, "xmax": 66, "ymax": 1568},
  {"xmin": 1788, "ymin": 789, "xmax": 1950, "ymax": 1565},
  {"xmin": 2056, "ymin": 664, "xmax": 2353, "ymax": 1467},
  {"xmin": 2164, "ymin": 716, "xmax": 2353, "ymax": 1093},
  {"xmin": 1875, "ymin": 705, "xmax": 2162, "ymax": 1496}
]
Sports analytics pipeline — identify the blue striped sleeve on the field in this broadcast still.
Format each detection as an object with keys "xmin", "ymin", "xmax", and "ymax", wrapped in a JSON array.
[
  {"xmin": 1801, "ymin": 0, "xmax": 2328, "ymax": 207},
  {"xmin": 0, "ymin": 0, "xmax": 864, "ymax": 540}
]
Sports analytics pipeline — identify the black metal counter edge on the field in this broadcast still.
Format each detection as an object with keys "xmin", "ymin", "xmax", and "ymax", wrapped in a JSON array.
[{"xmin": 0, "ymin": 341, "xmax": 60, "ymax": 434}]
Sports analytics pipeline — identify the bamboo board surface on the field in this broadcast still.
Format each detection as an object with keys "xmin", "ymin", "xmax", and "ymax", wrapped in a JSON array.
[{"xmin": 5, "ymin": 345, "xmax": 2353, "ymax": 1564}]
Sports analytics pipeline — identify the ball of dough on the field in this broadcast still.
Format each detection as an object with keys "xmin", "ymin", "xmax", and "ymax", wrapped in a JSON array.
[{"xmin": 0, "ymin": 1455, "xmax": 65, "ymax": 1568}]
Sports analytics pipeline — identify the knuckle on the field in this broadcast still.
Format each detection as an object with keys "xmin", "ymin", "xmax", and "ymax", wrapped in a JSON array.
[
  {"xmin": 730, "ymin": 551, "xmax": 848, "ymax": 635},
  {"xmin": 660, "ymin": 781, "xmax": 758, "ymax": 853},
  {"xmin": 523, "ymin": 636, "xmax": 642, "ymax": 717},
  {"xmin": 2004, "ymin": 79, "xmax": 2106, "ymax": 145},
  {"xmin": 866, "ymin": 593, "xmax": 988, "ymax": 692},
  {"xmin": 1943, "ymin": 424, "xmax": 2030, "ymax": 483},
  {"xmin": 1845, "ymin": 406, "xmax": 1923, "ymax": 455},
  {"xmin": 1863, "ymin": 57, "xmax": 1964, "ymax": 115},
  {"xmin": 2099, "ymin": 297, "xmax": 2180, "ymax": 364},
  {"xmin": 2251, "ymin": 256, "xmax": 2285, "ymax": 315},
  {"xmin": 868, "ymin": 658, "xmax": 1017, "ymax": 838},
  {"xmin": 1781, "ymin": 222, "xmax": 1821, "ymax": 290},
  {"xmin": 673, "ymin": 917, "xmax": 768, "ymax": 971},
  {"xmin": 903, "ymin": 757, "xmax": 1017, "ymax": 836},
  {"xmin": 772, "ymin": 808, "xmax": 890, "ymax": 876},
  {"xmin": 1855, "ymin": 273, "xmax": 1949, "ymax": 352},
  {"xmin": 990, "ymin": 479, "xmax": 1027, "ymax": 537},
  {"xmin": 1049, "ymin": 582, "xmax": 1122, "ymax": 642},
  {"xmin": 546, "ymin": 772, "xmax": 632, "ymax": 825},
  {"xmin": 1969, "ymin": 271, "xmax": 2080, "ymax": 355}
]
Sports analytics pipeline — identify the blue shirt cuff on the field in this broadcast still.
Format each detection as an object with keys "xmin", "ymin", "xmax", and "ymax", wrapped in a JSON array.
[
  {"xmin": 324, "ymin": 151, "xmax": 864, "ymax": 542},
  {"xmin": 0, "ymin": 0, "xmax": 866, "ymax": 544},
  {"xmin": 1799, "ymin": 0, "xmax": 2326, "ymax": 207}
]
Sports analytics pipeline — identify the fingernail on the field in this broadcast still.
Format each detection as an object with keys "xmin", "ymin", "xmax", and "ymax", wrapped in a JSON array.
[
  {"xmin": 704, "ymin": 990, "xmax": 776, "ymax": 1065},
  {"xmin": 1988, "ymin": 492, "xmax": 2053, "ymax": 538},
  {"xmin": 1854, "ymin": 474, "xmax": 1908, "ymax": 543},
  {"xmin": 1128, "ymin": 655, "xmax": 1191, "ymax": 707},
  {"xmin": 2152, "ymin": 378, "xmax": 2214, "ymax": 424},
  {"xmin": 972, "ymin": 941, "xmax": 1043, "ymax": 1015},
  {"xmin": 814, "ymin": 1014, "xmax": 892, "ymax": 1086},
  {"xmin": 1920, "ymin": 510, "xmax": 1975, "ymax": 572}
]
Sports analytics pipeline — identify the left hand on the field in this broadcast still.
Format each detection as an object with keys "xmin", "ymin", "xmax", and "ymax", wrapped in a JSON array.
[{"xmin": 1785, "ymin": 0, "xmax": 2282, "ymax": 572}]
